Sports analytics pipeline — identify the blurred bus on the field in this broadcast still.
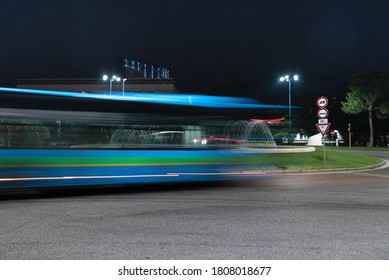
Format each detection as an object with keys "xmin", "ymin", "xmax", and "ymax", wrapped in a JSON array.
[{"xmin": 0, "ymin": 87, "xmax": 283, "ymax": 190}]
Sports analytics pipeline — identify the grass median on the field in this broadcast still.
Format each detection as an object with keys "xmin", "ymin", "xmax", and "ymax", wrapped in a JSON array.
[{"xmin": 257, "ymin": 146, "xmax": 384, "ymax": 171}]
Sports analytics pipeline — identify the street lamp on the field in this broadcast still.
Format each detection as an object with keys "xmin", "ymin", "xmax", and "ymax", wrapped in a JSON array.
[
  {"xmin": 122, "ymin": 78, "xmax": 127, "ymax": 95},
  {"xmin": 103, "ymin": 74, "xmax": 121, "ymax": 95},
  {"xmin": 279, "ymin": 74, "xmax": 298, "ymax": 132}
]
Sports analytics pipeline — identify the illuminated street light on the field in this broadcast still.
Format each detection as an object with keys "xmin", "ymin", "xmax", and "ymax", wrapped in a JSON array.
[
  {"xmin": 103, "ymin": 75, "xmax": 121, "ymax": 95},
  {"xmin": 279, "ymin": 74, "xmax": 299, "ymax": 132},
  {"xmin": 122, "ymin": 78, "xmax": 127, "ymax": 95}
]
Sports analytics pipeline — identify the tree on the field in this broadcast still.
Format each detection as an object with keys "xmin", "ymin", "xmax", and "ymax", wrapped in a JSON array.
[{"xmin": 341, "ymin": 72, "xmax": 389, "ymax": 146}]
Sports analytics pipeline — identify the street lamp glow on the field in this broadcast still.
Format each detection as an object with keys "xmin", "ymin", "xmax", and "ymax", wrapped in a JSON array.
[
  {"xmin": 279, "ymin": 74, "xmax": 299, "ymax": 134},
  {"xmin": 103, "ymin": 74, "xmax": 121, "ymax": 95}
]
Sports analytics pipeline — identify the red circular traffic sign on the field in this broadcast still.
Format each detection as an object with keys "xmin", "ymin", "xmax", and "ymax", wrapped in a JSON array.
[
  {"xmin": 317, "ymin": 108, "xmax": 329, "ymax": 118},
  {"xmin": 317, "ymin": 96, "xmax": 329, "ymax": 108}
]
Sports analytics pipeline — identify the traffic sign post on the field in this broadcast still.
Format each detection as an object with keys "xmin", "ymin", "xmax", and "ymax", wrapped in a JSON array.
[
  {"xmin": 316, "ymin": 96, "xmax": 329, "ymax": 108},
  {"xmin": 317, "ymin": 108, "xmax": 329, "ymax": 118},
  {"xmin": 318, "ymin": 119, "xmax": 328, "ymax": 124},
  {"xmin": 316, "ymin": 123, "xmax": 331, "ymax": 136},
  {"xmin": 316, "ymin": 96, "xmax": 329, "ymax": 164}
]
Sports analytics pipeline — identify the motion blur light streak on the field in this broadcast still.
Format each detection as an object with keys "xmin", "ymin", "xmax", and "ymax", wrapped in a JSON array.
[
  {"xmin": 0, "ymin": 87, "xmax": 294, "ymax": 109},
  {"xmin": 0, "ymin": 174, "xmax": 180, "ymax": 182},
  {"xmin": 0, "ymin": 87, "xmax": 278, "ymax": 190}
]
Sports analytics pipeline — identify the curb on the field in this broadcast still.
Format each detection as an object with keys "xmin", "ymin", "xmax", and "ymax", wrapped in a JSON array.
[{"xmin": 250, "ymin": 160, "xmax": 386, "ymax": 175}]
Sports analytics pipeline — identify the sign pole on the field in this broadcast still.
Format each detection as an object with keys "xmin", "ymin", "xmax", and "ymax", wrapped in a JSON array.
[{"xmin": 316, "ymin": 96, "xmax": 330, "ymax": 165}]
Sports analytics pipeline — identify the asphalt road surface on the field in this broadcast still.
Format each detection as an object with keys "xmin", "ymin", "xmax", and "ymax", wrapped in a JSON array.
[{"xmin": 1, "ymin": 151, "xmax": 388, "ymax": 260}]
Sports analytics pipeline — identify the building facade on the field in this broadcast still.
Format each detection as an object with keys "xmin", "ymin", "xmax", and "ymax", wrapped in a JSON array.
[{"xmin": 17, "ymin": 77, "xmax": 179, "ymax": 94}]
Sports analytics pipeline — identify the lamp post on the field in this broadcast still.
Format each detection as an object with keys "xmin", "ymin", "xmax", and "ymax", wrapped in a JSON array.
[
  {"xmin": 348, "ymin": 123, "xmax": 352, "ymax": 149},
  {"xmin": 103, "ymin": 75, "xmax": 121, "ymax": 95},
  {"xmin": 122, "ymin": 78, "xmax": 127, "ymax": 95},
  {"xmin": 279, "ymin": 74, "xmax": 298, "ymax": 132}
]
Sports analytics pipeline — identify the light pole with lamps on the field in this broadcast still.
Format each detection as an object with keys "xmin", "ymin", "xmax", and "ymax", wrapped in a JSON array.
[
  {"xmin": 103, "ymin": 74, "xmax": 121, "ymax": 95},
  {"xmin": 122, "ymin": 78, "xmax": 127, "ymax": 95},
  {"xmin": 279, "ymin": 74, "xmax": 298, "ymax": 132}
]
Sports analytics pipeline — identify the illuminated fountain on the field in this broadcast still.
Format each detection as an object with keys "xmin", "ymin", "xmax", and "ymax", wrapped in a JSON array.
[
  {"xmin": 110, "ymin": 128, "xmax": 147, "ymax": 145},
  {"xmin": 109, "ymin": 120, "xmax": 276, "ymax": 149},
  {"xmin": 223, "ymin": 120, "xmax": 276, "ymax": 148}
]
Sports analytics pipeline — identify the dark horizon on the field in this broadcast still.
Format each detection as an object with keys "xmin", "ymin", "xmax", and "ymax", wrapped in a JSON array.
[{"xmin": 2, "ymin": 0, "xmax": 389, "ymax": 100}]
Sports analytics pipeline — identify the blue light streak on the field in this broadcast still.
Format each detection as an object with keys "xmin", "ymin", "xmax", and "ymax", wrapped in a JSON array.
[{"xmin": 0, "ymin": 87, "xmax": 297, "ymax": 109}]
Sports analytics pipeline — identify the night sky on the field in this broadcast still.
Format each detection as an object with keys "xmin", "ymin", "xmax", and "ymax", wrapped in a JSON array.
[{"xmin": 2, "ymin": 0, "xmax": 389, "ymax": 101}]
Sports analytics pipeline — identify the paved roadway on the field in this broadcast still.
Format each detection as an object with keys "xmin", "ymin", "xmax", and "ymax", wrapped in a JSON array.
[{"xmin": 1, "ymin": 151, "xmax": 388, "ymax": 260}]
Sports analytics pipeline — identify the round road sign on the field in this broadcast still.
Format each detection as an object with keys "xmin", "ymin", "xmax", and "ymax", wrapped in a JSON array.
[
  {"xmin": 317, "ymin": 108, "xmax": 329, "ymax": 118},
  {"xmin": 317, "ymin": 96, "xmax": 329, "ymax": 108}
]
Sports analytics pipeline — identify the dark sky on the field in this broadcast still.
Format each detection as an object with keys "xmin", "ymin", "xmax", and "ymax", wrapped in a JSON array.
[{"xmin": 2, "ymin": 0, "xmax": 389, "ymax": 100}]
